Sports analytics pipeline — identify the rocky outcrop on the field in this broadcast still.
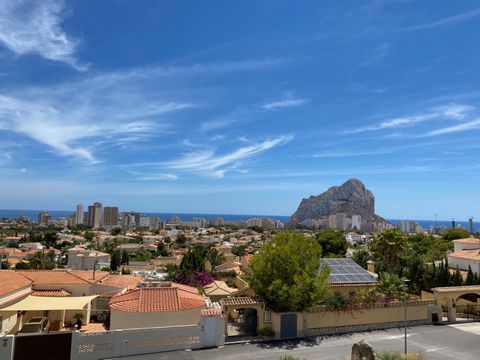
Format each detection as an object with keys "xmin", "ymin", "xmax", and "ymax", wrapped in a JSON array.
[
  {"xmin": 351, "ymin": 339, "xmax": 379, "ymax": 360},
  {"xmin": 291, "ymin": 178, "xmax": 385, "ymax": 222}
]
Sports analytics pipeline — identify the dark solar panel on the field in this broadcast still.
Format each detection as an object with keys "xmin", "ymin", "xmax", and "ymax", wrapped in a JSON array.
[{"xmin": 320, "ymin": 258, "xmax": 377, "ymax": 284}]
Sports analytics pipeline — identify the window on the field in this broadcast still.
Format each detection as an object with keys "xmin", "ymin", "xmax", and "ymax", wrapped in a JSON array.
[{"xmin": 264, "ymin": 311, "xmax": 272, "ymax": 323}]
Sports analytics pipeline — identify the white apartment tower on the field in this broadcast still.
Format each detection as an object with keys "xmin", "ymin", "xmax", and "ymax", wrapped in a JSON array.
[
  {"xmin": 75, "ymin": 204, "xmax": 84, "ymax": 225},
  {"xmin": 352, "ymin": 215, "xmax": 362, "ymax": 231}
]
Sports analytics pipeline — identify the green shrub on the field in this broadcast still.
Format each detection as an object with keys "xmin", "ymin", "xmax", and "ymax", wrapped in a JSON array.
[
  {"xmin": 378, "ymin": 352, "xmax": 425, "ymax": 360},
  {"xmin": 378, "ymin": 352, "xmax": 403, "ymax": 360},
  {"xmin": 279, "ymin": 355, "xmax": 302, "ymax": 360},
  {"xmin": 258, "ymin": 326, "xmax": 275, "ymax": 337}
]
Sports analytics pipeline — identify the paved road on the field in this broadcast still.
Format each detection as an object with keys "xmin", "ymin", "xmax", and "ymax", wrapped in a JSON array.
[{"xmin": 114, "ymin": 323, "xmax": 480, "ymax": 360}]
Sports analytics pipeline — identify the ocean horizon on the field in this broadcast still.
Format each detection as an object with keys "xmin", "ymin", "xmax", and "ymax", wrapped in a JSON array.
[{"xmin": 0, "ymin": 209, "xmax": 478, "ymax": 232}]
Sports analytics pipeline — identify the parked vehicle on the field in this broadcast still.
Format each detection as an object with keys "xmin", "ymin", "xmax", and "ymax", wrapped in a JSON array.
[{"xmin": 18, "ymin": 317, "xmax": 50, "ymax": 334}]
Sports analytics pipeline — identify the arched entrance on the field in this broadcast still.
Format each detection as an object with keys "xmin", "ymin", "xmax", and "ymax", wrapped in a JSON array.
[
  {"xmin": 226, "ymin": 308, "xmax": 258, "ymax": 337},
  {"xmin": 433, "ymin": 285, "xmax": 480, "ymax": 322},
  {"xmin": 455, "ymin": 293, "xmax": 480, "ymax": 320},
  {"xmin": 220, "ymin": 297, "xmax": 264, "ymax": 339}
]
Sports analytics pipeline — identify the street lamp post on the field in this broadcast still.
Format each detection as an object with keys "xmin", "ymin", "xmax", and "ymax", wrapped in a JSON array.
[{"xmin": 403, "ymin": 278, "xmax": 410, "ymax": 356}]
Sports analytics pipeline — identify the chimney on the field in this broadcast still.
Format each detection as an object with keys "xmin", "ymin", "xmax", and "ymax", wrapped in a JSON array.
[{"xmin": 367, "ymin": 260, "xmax": 375, "ymax": 274}]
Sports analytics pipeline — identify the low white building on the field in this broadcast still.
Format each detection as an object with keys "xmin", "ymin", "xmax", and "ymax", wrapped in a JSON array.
[
  {"xmin": 449, "ymin": 237, "xmax": 480, "ymax": 275},
  {"xmin": 67, "ymin": 246, "xmax": 110, "ymax": 270},
  {"xmin": 109, "ymin": 282, "xmax": 207, "ymax": 330}
]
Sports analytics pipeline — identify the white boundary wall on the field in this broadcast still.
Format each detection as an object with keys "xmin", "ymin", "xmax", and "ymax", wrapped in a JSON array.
[
  {"xmin": 0, "ymin": 336, "xmax": 14, "ymax": 360},
  {"xmin": 71, "ymin": 316, "xmax": 224, "ymax": 360}
]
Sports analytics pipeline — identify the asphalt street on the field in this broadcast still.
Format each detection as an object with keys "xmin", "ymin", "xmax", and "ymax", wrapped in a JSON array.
[{"xmin": 113, "ymin": 322, "xmax": 480, "ymax": 360}]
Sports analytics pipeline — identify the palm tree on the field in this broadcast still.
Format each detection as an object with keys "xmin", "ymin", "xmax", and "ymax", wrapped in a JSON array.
[
  {"xmin": 206, "ymin": 247, "xmax": 226, "ymax": 271},
  {"xmin": 378, "ymin": 272, "xmax": 404, "ymax": 301},
  {"xmin": 371, "ymin": 230, "xmax": 408, "ymax": 272}
]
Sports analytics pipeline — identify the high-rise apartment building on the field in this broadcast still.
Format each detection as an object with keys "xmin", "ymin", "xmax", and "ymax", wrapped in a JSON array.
[
  {"xmin": 468, "ymin": 217, "xmax": 474, "ymax": 234},
  {"xmin": 87, "ymin": 202, "xmax": 103, "ymax": 229},
  {"xmin": 351, "ymin": 215, "xmax": 362, "ymax": 231},
  {"xmin": 75, "ymin": 204, "xmax": 84, "ymax": 225},
  {"xmin": 335, "ymin": 213, "xmax": 347, "ymax": 231},
  {"xmin": 103, "ymin": 206, "xmax": 119, "ymax": 230},
  {"xmin": 399, "ymin": 220, "xmax": 410, "ymax": 233},
  {"xmin": 328, "ymin": 214, "xmax": 336, "ymax": 229},
  {"xmin": 38, "ymin": 211, "xmax": 51, "ymax": 226}
]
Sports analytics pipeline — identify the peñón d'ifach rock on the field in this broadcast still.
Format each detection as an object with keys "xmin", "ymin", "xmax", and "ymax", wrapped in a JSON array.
[{"xmin": 291, "ymin": 178, "xmax": 386, "ymax": 223}]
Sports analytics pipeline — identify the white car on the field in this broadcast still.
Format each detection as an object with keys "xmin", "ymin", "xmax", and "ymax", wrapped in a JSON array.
[{"xmin": 19, "ymin": 317, "xmax": 50, "ymax": 334}]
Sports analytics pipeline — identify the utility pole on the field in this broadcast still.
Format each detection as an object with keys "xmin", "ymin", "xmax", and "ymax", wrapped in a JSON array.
[{"xmin": 404, "ymin": 278, "xmax": 410, "ymax": 356}]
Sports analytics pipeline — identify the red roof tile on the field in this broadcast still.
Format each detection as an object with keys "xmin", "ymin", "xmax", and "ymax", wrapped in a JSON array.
[
  {"xmin": 0, "ymin": 270, "xmax": 32, "ymax": 298},
  {"xmin": 70, "ymin": 270, "xmax": 110, "ymax": 283},
  {"xmin": 99, "ymin": 275, "xmax": 141, "ymax": 290},
  {"xmin": 32, "ymin": 289, "xmax": 71, "ymax": 297},
  {"xmin": 16, "ymin": 270, "xmax": 91, "ymax": 285},
  {"xmin": 453, "ymin": 237, "xmax": 480, "ymax": 245},
  {"xmin": 201, "ymin": 308, "xmax": 223, "ymax": 317},
  {"xmin": 109, "ymin": 283, "xmax": 205, "ymax": 313}
]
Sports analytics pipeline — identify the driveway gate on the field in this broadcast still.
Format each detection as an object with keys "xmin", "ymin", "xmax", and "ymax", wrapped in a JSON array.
[
  {"xmin": 14, "ymin": 332, "xmax": 72, "ymax": 360},
  {"xmin": 280, "ymin": 313, "xmax": 297, "ymax": 338}
]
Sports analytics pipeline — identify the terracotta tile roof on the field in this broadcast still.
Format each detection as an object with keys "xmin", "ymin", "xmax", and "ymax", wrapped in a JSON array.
[
  {"xmin": 215, "ymin": 261, "xmax": 241, "ymax": 272},
  {"xmin": 449, "ymin": 249, "xmax": 480, "ymax": 261},
  {"xmin": 70, "ymin": 270, "xmax": 110, "ymax": 283},
  {"xmin": 109, "ymin": 283, "xmax": 206, "ymax": 313},
  {"xmin": 0, "ymin": 270, "xmax": 32, "ymax": 298},
  {"xmin": 16, "ymin": 270, "xmax": 91, "ymax": 285},
  {"xmin": 453, "ymin": 237, "xmax": 480, "ymax": 245},
  {"xmin": 32, "ymin": 289, "xmax": 71, "ymax": 297},
  {"xmin": 99, "ymin": 275, "xmax": 141, "ymax": 290},
  {"xmin": 201, "ymin": 308, "xmax": 223, "ymax": 317},
  {"xmin": 204, "ymin": 280, "xmax": 238, "ymax": 296},
  {"xmin": 220, "ymin": 296, "xmax": 263, "ymax": 306}
]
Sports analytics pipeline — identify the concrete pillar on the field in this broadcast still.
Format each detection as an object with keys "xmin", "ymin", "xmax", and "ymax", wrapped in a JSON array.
[
  {"xmin": 447, "ymin": 298, "xmax": 457, "ymax": 322},
  {"xmin": 448, "ymin": 306, "xmax": 457, "ymax": 322}
]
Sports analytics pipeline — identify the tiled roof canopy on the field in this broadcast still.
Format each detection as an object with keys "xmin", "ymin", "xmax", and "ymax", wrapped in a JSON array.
[
  {"xmin": 109, "ymin": 283, "xmax": 206, "ymax": 313},
  {"xmin": 0, "ymin": 270, "xmax": 32, "ymax": 297},
  {"xmin": 16, "ymin": 270, "xmax": 91, "ymax": 285},
  {"xmin": 453, "ymin": 237, "xmax": 480, "ymax": 245},
  {"xmin": 32, "ymin": 289, "xmax": 71, "ymax": 297}
]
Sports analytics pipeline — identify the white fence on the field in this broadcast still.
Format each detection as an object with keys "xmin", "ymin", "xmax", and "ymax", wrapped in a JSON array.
[
  {"xmin": 0, "ymin": 336, "xmax": 14, "ymax": 360},
  {"xmin": 71, "ymin": 316, "xmax": 224, "ymax": 360}
]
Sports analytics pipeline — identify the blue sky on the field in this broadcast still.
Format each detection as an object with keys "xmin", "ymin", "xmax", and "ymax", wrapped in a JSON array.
[{"xmin": 0, "ymin": 0, "xmax": 479, "ymax": 220}]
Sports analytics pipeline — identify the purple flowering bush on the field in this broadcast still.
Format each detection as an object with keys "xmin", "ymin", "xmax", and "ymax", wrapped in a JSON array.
[{"xmin": 175, "ymin": 271, "xmax": 216, "ymax": 287}]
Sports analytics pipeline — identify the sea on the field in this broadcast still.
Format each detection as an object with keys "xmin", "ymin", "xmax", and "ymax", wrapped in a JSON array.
[{"xmin": 0, "ymin": 209, "xmax": 478, "ymax": 232}]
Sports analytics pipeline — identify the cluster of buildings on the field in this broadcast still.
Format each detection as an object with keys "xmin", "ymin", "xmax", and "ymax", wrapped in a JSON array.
[
  {"xmin": 285, "ymin": 213, "xmax": 393, "ymax": 233},
  {"xmin": 398, "ymin": 217, "xmax": 476, "ymax": 235},
  {"xmin": 35, "ymin": 203, "xmax": 287, "ymax": 231}
]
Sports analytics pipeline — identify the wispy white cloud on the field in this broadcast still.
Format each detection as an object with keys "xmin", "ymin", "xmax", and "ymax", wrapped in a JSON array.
[
  {"xmin": 0, "ymin": 152, "xmax": 12, "ymax": 165},
  {"xmin": 347, "ymin": 103, "xmax": 475, "ymax": 134},
  {"xmin": 399, "ymin": 8, "xmax": 480, "ymax": 32},
  {"xmin": 125, "ymin": 135, "xmax": 293, "ymax": 178},
  {"xmin": 313, "ymin": 149, "xmax": 395, "ymax": 158},
  {"xmin": 261, "ymin": 93, "xmax": 307, "ymax": 110},
  {"xmin": 200, "ymin": 118, "xmax": 237, "ymax": 132},
  {"xmin": 354, "ymin": 43, "xmax": 391, "ymax": 71},
  {"xmin": 424, "ymin": 118, "xmax": 480, "ymax": 137},
  {"xmin": 0, "ymin": 57, "xmax": 286, "ymax": 163},
  {"xmin": 0, "ymin": 0, "xmax": 87, "ymax": 70},
  {"xmin": 164, "ymin": 135, "xmax": 293, "ymax": 178},
  {"xmin": 120, "ymin": 167, "xmax": 178, "ymax": 181}
]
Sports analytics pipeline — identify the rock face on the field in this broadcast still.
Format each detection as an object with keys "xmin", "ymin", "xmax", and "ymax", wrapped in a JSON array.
[
  {"xmin": 351, "ymin": 339, "xmax": 379, "ymax": 360},
  {"xmin": 292, "ymin": 178, "xmax": 381, "ymax": 222}
]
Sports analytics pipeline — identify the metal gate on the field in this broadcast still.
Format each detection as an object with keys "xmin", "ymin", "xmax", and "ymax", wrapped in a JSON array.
[
  {"xmin": 14, "ymin": 332, "xmax": 72, "ymax": 360},
  {"xmin": 280, "ymin": 313, "xmax": 297, "ymax": 339}
]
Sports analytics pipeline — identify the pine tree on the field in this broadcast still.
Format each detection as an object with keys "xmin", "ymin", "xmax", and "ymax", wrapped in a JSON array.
[
  {"xmin": 452, "ymin": 270, "xmax": 463, "ymax": 286},
  {"xmin": 466, "ymin": 265, "xmax": 474, "ymax": 285}
]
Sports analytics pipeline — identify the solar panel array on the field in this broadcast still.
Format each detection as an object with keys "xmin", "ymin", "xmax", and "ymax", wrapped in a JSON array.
[{"xmin": 320, "ymin": 258, "xmax": 377, "ymax": 284}]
